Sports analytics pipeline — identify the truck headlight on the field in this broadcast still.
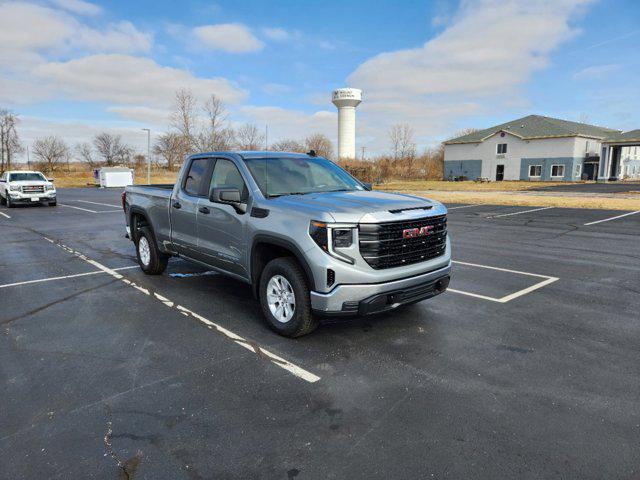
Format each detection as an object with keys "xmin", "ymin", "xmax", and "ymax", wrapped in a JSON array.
[
  {"xmin": 46, "ymin": 183, "xmax": 55, "ymax": 192},
  {"xmin": 332, "ymin": 228, "xmax": 353, "ymax": 248},
  {"xmin": 309, "ymin": 221, "xmax": 355, "ymax": 264},
  {"xmin": 9, "ymin": 185, "xmax": 21, "ymax": 191}
]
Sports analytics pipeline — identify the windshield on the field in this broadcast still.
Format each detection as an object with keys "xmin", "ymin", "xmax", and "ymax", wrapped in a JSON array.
[
  {"xmin": 9, "ymin": 173, "xmax": 46, "ymax": 182},
  {"xmin": 244, "ymin": 157, "xmax": 363, "ymax": 197}
]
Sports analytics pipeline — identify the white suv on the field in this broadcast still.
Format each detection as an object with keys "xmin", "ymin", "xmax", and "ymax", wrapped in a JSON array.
[{"xmin": 0, "ymin": 171, "xmax": 57, "ymax": 208}]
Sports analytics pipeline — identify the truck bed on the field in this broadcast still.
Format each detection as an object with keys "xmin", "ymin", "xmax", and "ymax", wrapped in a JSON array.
[{"xmin": 125, "ymin": 184, "xmax": 174, "ymax": 245}]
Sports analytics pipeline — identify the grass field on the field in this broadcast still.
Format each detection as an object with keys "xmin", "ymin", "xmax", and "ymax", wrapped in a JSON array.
[
  {"xmin": 44, "ymin": 168, "xmax": 640, "ymax": 211},
  {"xmin": 379, "ymin": 180, "xmax": 576, "ymax": 191}
]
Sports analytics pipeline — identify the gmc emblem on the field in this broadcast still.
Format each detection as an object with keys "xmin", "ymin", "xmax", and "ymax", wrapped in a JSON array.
[{"xmin": 403, "ymin": 225, "xmax": 434, "ymax": 238}]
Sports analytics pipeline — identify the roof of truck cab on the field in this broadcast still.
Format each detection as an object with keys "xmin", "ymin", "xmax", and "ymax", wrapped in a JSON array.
[{"xmin": 190, "ymin": 151, "xmax": 314, "ymax": 160}]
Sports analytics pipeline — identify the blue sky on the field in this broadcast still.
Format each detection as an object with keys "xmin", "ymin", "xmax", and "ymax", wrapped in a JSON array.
[{"xmin": 1, "ymin": 0, "xmax": 639, "ymax": 158}]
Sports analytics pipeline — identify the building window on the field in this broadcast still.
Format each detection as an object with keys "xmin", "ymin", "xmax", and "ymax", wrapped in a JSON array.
[
  {"xmin": 497, "ymin": 143, "xmax": 507, "ymax": 154},
  {"xmin": 574, "ymin": 164, "xmax": 581, "ymax": 178},
  {"xmin": 529, "ymin": 165, "xmax": 542, "ymax": 177},
  {"xmin": 551, "ymin": 165, "xmax": 565, "ymax": 178}
]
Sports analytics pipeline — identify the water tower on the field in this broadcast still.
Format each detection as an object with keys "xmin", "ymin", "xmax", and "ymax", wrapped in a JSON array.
[{"xmin": 332, "ymin": 88, "xmax": 362, "ymax": 160}]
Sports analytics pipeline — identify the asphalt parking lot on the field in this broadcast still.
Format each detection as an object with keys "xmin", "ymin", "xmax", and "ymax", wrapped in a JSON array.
[{"xmin": 1, "ymin": 188, "xmax": 639, "ymax": 479}]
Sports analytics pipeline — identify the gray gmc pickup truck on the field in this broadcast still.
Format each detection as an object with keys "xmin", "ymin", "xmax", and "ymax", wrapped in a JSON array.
[{"xmin": 123, "ymin": 151, "xmax": 451, "ymax": 337}]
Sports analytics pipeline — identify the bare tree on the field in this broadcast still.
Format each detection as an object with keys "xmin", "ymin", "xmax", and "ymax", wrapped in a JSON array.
[
  {"xmin": 196, "ymin": 94, "xmax": 235, "ymax": 151},
  {"xmin": 388, "ymin": 123, "xmax": 416, "ymax": 162},
  {"xmin": 305, "ymin": 133, "xmax": 334, "ymax": 159},
  {"xmin": 169, "ymin": 88, "xmax": 198, "ymax": 154},
  {"xmin": 153, "ymin": 132, "xmax": 184, "ymax": 171},
  {"xmin": 577, "ymin": 113, "xmax": 590, "ymax": 124},
  {"xmin": 235, "ymin": 123, "xmax": 265, "ymax": 150},
  {"xmin": 75, "ymin": 142, "xmax": 96, "ymax": 168},
  {"xmin": 93, "ymin": 133, "xmax": 133, "ymax": 166},
  {"xmin": 271, "ymin": 138, "xmax": 306, "ymax": 152},
  {"xmin": 32, "ymin": 136, "xmax": 70, "ymax": 173},
  {"xmin": 0, "ymin": 109, "xmax": 23, "ymax": 172}
]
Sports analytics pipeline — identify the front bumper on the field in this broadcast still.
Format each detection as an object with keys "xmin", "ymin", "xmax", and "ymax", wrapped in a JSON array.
[
  {"xmin": 310, "ymin": 263, "xmax": 451, "ymax": 316},
  {"xmin": 8, "ymin": 192, "xmax": 56, "ymax": 203}
]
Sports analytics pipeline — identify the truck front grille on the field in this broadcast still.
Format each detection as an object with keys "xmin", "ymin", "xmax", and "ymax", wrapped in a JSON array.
[
  {"xmin": 359, "ymin": 215, "xmax": 447, "ymax": 270},
  {"xmin": 22, "ymin": 185, "xmax": 45, "ymax": 194}
]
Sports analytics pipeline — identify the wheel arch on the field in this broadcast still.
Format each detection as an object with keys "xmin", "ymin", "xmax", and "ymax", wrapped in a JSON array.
[{"xmin": 250, "ymin": 234, "xmax": 316, "ymax": 297}]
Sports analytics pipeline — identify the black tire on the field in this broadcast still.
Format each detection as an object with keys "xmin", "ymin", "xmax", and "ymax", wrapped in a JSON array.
[
  {"xmin": 6, "ymin": 195, "xmax": 14, "ymax": 208},
  {"xmin": 259, "ymin": 257, "xmax": 318, "ymax": 337},
  {"xmin": 49, "ymin": 201, "xmax": 57, "ymax": 207},
  {"xmin": 135, "ymin": 226, "xmax": 168, "ymax": 275},
  {"xmin": 0, "ymin": 194, "xmax": 5, "ymax": 206}
]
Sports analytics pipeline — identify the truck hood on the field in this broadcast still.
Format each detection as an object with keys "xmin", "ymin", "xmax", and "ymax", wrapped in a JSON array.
[
  {"xmin": 271, "ymin": 190, "xmax": 447, "ymax": 223},
  {"xmin": 9, "ymin": 180, "xmax": 51, "ymax": 186}
]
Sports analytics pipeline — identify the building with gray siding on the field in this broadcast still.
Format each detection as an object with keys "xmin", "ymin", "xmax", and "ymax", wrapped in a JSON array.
[{"xmin": 443, "ymin": 115, "xmax": 639, "ymax": 182}]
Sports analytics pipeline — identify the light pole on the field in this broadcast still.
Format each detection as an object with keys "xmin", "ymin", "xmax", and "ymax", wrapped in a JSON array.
[{"xmin": 142, "ymin": 128, "xmax": 151, "ymax": 185}]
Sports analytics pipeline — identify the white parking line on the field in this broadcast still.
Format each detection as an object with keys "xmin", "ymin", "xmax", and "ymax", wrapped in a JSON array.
[
  {"xmin": 487, "ymin": 206, "xmax": 553, "ymax": 218},
  {"xmin": 42, "ymin": 237, "xmax": 320, "ymax": 384},
  {"xmin": 0, "ymin": 266, "xmax": 138, "ymax": 289},
  {"xmin": 449, "ymin": 260, "xmax": 559, "ymax": 303},
  {"xmin": 447, "ymin": 204, "xmax": 482, "ymax": 210},
  {"xmin": 583, "ymin": 210, "xmax": 640, "ymax": 226},
  {"xmin": 77, "ymin": 200, "xmax": 121, "ymax": 208},
  {"xmin": 59, "ymin": 203, "xmax": 122, "ymax": 213},
  {"xmin": 0, "ymin": 211, "xmax": 10, "ymax": 219}
]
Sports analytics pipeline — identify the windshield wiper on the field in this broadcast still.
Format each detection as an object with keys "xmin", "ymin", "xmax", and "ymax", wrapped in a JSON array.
[{"xmin": 267, "ymin": 192, "xmax": 311, "ymax": 198}]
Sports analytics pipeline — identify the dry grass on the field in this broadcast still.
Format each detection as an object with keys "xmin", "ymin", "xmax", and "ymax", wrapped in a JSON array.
[
  {"xmin": 48, "ymin": 168, "xmax": 178, "ymax": 188},
  {"xmin": 379, "ymin": 180, "xmax": 577, "ymax": 192},
  {"xmin": 400, "ymin": 191, "xmax": 640, "ymax": 211}
]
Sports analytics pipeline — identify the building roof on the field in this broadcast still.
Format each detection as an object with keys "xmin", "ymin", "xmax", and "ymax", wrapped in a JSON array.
[
  {"xmin": 444, "ymin": 115, "xmax": 620, "ymax": 144},
  {"xmin": 602, "ymin": 129, "xmax": 640, "ymax": 144}
]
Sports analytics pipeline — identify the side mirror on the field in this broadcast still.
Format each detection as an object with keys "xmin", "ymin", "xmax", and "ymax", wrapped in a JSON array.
[
  {"xmin": 363, "ymin": 182, "xmax": 373, "ymax": 191},
  {"xmin": 47, "ymin": 178, "xmax": 54, "ymax": 182},
  {"xmin": 210, "ymin": 187, "xmax": 246, "ymax": 213}
]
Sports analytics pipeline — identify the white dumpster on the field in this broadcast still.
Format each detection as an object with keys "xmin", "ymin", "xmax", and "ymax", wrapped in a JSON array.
[{"xmin": 97, "ymin": 167, "xmax": 134, "ymax": 188}]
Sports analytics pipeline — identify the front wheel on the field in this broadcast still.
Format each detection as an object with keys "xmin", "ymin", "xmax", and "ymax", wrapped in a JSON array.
[
  {"xmin": 259, "ymin": 257, "xmax": 318, "ymax": 337},
  {"xmin": 49, "ymin": 201, "xmax": 57, "ymax": 207},
  {"xmin": 6, "ymin": 195, "xmax": 14, "ymax": 208},
  {"xmin": 135, "ymin": 226, "xmax": 168, "ymax": 275}
]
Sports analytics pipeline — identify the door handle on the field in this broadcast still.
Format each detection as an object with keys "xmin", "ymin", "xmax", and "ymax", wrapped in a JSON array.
[
  {"xmin": 198, "ymin": 206, "xmax": 210, "ymax": 214},
  {"xmin": 172, "ymin": 202, "xmax": 181, "ymax": 209}
]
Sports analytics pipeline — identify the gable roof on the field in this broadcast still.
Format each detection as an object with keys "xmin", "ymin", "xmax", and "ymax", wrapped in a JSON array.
[
  {"xmin": 602, "ymin": 129, "xmax": 640, "ymax": 144},
  {"xmin": 444, "ymin": 115, "xmax": 620, "ymax": 145}
]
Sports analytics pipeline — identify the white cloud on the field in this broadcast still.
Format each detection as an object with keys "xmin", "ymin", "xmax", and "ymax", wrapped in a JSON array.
[
  {"xmin": 77, "ymin": 21, "xmax": 152, "ymax": 54},
  {"xmin": 193, "ymin": 23, "xmax": 264, "ymax": 53},
  {"xmin": 262, "ymin": 27, "xmax": 291, "ymax": 41},
  {"xmin": 262, "ymin": 83, "xmax": 293, "ymax": 95},
  {"xmin": 347, "ymin": 0, "xmax": 592, "ymax": 151},
  {"xmin": 0, "ymin": 2, "xmax": 72, "ymax": 52},
  {"xmin": 106, "ymin": 106, "xmax": 171, "ymax": 126},
  {"xmin": 573, "ymin": 63, "xmax": 620, "ymax": 80},
  {"xmin": 19, "ymin": 116, "xmax": 160, "ymax": 158},
  {"xmin": 34, "ymin": 54, "xmax": 247, "ymax": 106},
  {"xmin": 240, "ymin": 106, "xmax": 336, "ymax": 145},
  {"xmin": 50, "ymin": 0, "xmax": 102, "ymax": 16},
  {"xmin": 0, "ymin": 2, "xmax": 151, "ymax": 57}
]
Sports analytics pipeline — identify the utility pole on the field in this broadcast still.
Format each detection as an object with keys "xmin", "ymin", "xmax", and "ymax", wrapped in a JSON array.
[
  {"xmin": 142, "ymin": 128, "xmax": 151, "ymax": 184},
  {"xmin": 27, "ymin": 145, "xmax": 30, "ymax": 169},
  {"xmin": 361, "ymin": 146, "xmax": 366, "ymax": 161},
  {"xmin": 265, "ymin": 125, "xmax": 268, "ymax": 151}
]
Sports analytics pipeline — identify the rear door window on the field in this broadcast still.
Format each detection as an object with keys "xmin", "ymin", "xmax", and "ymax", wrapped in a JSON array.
[{"xmin": 183, "ymin": 159, "xmax": 210, "ymax": 196}]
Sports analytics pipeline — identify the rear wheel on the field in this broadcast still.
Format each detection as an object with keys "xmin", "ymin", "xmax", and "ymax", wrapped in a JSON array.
[
  {"xmin": 259, "ymin": 257, "xmax": 318, "ymax": 337},
  {"xmin": 135, "ymin": 226, "xmax": 168, "ymax": 275}
]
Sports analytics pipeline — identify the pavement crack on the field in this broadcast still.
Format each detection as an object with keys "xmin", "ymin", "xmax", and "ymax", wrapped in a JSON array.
[
  {"xmin": 104, "ymin": 405, "xmax": 143, "ymax": 480},
  {"xmin": 0, "ymin": 279, "xmax": 119, "ymax": 326}
]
